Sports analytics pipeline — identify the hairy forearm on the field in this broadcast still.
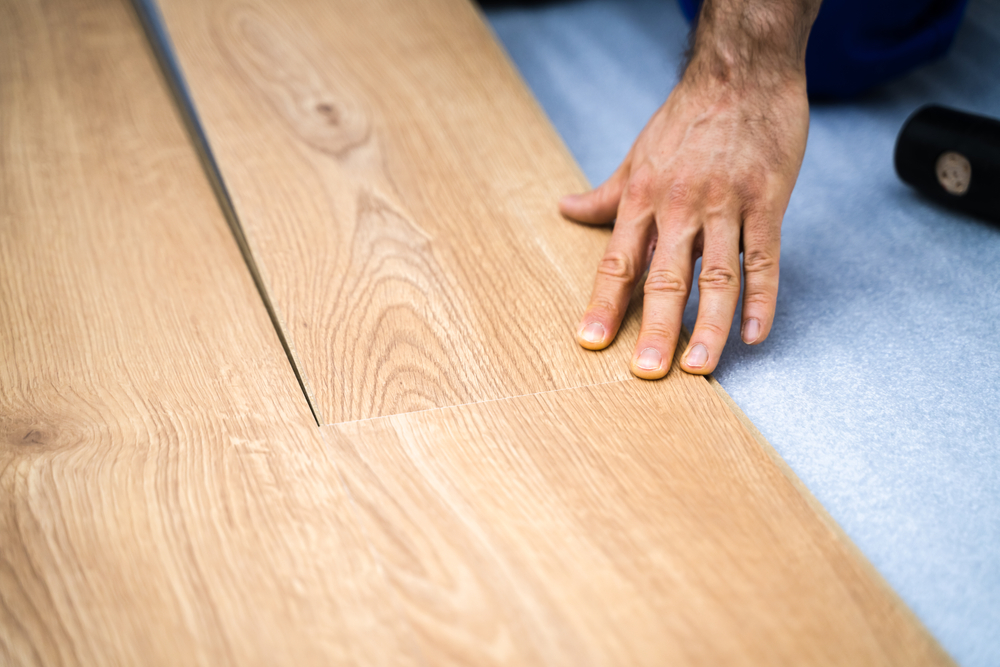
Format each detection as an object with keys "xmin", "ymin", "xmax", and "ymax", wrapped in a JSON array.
[{"xmin": 686, "ymin": 0, "xmax": 823, "ymax": 86}]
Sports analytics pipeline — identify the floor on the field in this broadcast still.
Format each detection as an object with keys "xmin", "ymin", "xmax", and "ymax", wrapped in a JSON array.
[
  {"xmin": 484, "ymin": 2, "xmax": 1000, "ymax": 665},
  {"xmin": 0, "ymin": 0, "xmax": 984, "ymax": 663}
]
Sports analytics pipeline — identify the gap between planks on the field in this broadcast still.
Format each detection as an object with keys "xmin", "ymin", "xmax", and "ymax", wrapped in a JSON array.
[
  {"xmin": 130, "ymin": 0, "xmax": 646, "ymax": 430},
  {"xmin": 127, "ymin": 5, "xmax": 942, "ymax": 636},
  {"xmin": 123, "ymin": 0, "xmax": 893, "ymax": 594},
  {"xmin": 128, "ymin": 0, "xmax": 639, "ymax": 430},
  {"xmin": 128, "ymin": 0, "xmax": 726, "ymax": 443},
  {"xmin": 129, "ymin": 0, "xmax": 323, "ymax": 425},
  {"xmin": 104, "ymin": 4, "xmax": 881, "ymax": 568}
]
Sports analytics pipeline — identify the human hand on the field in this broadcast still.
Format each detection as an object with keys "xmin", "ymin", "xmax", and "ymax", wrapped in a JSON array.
[{"xmin": 560, "ymin": 32, "xmax": 812, "ymax": 379}]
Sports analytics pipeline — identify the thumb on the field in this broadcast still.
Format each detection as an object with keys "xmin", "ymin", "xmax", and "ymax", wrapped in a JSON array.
[{"xmin": 559, "ymin": 156, "xmax": 630, "ymax": 225}]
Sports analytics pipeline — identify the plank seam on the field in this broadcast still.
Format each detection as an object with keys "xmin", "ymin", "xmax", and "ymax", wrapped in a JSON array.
[
  {"xmin": 316, "ymin": 318, "xmax": 699, "ymax": 427},
  {"xmin": 323, "ymin": 377, "xmax": 638, "ymax": 428},
  {"xmin": 128, "ymin": 0, "xmax": 323, "ymax": 426}
]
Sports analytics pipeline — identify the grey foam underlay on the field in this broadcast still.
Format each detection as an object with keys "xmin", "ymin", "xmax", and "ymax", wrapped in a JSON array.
[{"xmin": 484, "ymin": 2, "xmax": 1000, "ymax": 665}]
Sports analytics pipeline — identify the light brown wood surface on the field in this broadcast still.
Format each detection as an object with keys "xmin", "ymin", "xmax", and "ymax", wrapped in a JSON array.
[
  {"xmin": 0, "ymin": 1, "xmax": 410, "ymax": 664},
  {"xmin": 1, "ymin": 0, "xmax": 957, "ymax": 664},
  {"xmin": 153, "ymin": 0, "xmax": 642, "ymax": 424},
  {"xmin": 324, "ymin": 359, "xmax": 951, "ymax": 666}
]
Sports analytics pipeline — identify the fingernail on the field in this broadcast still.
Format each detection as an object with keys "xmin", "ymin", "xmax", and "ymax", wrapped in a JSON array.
[
  {"xmin": 560, "ymin": 193, "xmax": 581, "ymax": 205},
  {"xmin": 742, "ymin": 318, "xmax": 761, "ymax": 344},
  {"xmin": 685, "ymin": 343, "xmax": 708, "ymax": 368},
  {"xmin": 635, "ymin": 347, "xmax": 662, "ymax": 371},
  {"xmin": 579, "ymin": 321, "xmax": 606, "ymax": 344}
]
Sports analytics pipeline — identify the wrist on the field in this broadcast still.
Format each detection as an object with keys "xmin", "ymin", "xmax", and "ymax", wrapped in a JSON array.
[{"xmin": 685, "ymin": 0, "xmax": 820, "ymax": 90}]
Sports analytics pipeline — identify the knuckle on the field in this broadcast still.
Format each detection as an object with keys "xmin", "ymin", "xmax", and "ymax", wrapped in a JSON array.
[
  {"xmin": 588, "ymin": 297, "xmax": 622, "ymax": 320},
  {"xmin": 665, "ymin": 180, "xmax": 693, "ymax": 210},
  {"xmin": 640, "ymin": 322, "xmax": 676, "ymax": 340},
  {"xmin": 698, "ymin": 265, "xmax": 740, "ymax": 292},
  {"xmin": 743, "ymin": 249, "xmax": 778, "ymax": 275},
  {"xmin": 742, "ymin": 290, "xmax": 776, "ymax": 308},
  {"xmin": 644, "ymin": 268, "xmax": 688, "ymax": 296},
  {"xmin": 596, "ymin": 251, "xmax": 637, "ymax": 283},
  {"xmin": 737, "ymin": 174, "xmax": 766, "ymax": 204},
  {"xmin": 624, "ymin": 168, "xmax": 654, "ymax": 201},
  {"xmin": 696, "ymin": 320, "xmax": 730, "ymax": 339},
  {"xmin": 704, "ymin": 179, "xmax": 730, "ymax": 207}
]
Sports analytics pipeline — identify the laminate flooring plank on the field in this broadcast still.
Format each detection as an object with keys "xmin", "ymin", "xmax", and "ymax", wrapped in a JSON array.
[
  {"xmin": 152, "ymin": 0, "xmax": 640, "ymax": 424},
  {"xmin": 322, "ymin": 363, "xmax": 954, "ymax": 666},
  {"xmin": 0, "ymin": 1, "xmax": 413, "ymax": 664}
]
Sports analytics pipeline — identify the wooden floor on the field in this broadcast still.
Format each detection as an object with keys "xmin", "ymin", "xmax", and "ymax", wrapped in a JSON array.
[
  {"xmin": 0, "ymin": 0, "xmax": 953, "ymax": 664},
  {"xmin": 150, "ymin": 0, "xmax": 643, "ymax": 425}
]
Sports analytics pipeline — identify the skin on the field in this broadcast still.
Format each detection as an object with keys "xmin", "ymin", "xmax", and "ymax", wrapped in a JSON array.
[{"xmin": 560, "ymin": 0, "xmax": 822, "ymax": 379}]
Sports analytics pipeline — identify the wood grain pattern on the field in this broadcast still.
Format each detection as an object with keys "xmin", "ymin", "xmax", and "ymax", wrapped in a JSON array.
[
  {"xmin": 153, "ymin": 0, "xmax": 642, "ymax": 424},
  {"xmin": 0, "ymin": 1, "xmax": 411, "ymax": 664},
  {"xmin": 1, "ymin": 0, "xmax": 957, "ymax": 664},
  {"xmin": 324, "ymin": 361, "xmax": 955, "ymax": 667}
]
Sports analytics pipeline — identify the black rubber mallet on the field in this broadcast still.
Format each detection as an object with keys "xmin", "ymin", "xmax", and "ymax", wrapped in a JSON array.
[{"xmin": 895, "ymin": 104, "xmax": 1000, "ymax": 222}]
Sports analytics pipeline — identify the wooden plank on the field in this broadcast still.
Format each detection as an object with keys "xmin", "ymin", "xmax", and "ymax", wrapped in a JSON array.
[
  {"xmin": 152, "ymin": 0, "xmax": 642, "ymax": 424},
  {"xmin": 323, "ymin": 364, "xmax": 954, "ymax": 666},
  {"xmin": 143, "ymin": 1, "xmax": 952, "ymax": 662},
  {"xmin": 0, "ymin": 1, "xmax": 412, "ymax": 664}
]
